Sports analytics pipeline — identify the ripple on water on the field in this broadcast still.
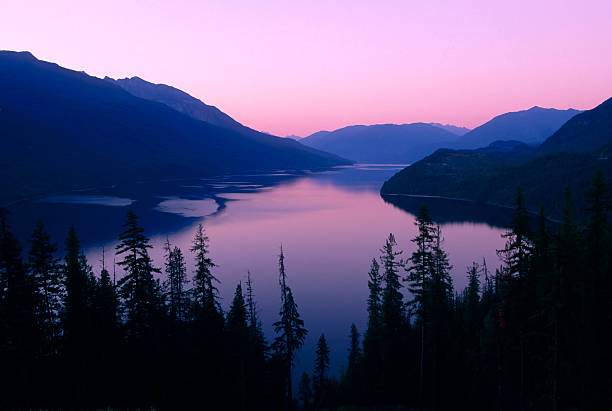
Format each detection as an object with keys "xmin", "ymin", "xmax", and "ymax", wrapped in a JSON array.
[{"xmin": 40, "ymin": 195, "xmax": 134, "ymax": 207}]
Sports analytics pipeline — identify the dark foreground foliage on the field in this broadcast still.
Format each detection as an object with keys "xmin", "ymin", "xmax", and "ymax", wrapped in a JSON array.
[{"xmin": 0, "ymin": 172, "xmax": 610, "ymax": 410}]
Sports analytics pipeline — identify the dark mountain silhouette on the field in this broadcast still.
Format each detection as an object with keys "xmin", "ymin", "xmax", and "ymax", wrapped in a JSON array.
[
  {"xmin": 428, "ymin": 122, "xmax": 471, "ymax": 136},
  {"xmin": 453, "ymin": 106, "xmax": 581, "ymax": 149},
  {"xmin": 539, "ymin": 97, "xmax": 612, "ymax": 154},
  {"xmin": 381, "ymin": 98, "xmax": 612, "ymax": 217},
  {"xmin": 0, "ymin": 51, "xmax": 349, "ymax": 204},
  {"xmin": 300, "ymin": 123, "xmax": 461, "ymax": 163},
  {"xmin": 105, "ymin": 76, "xmax": 258, "ymax": 136}
]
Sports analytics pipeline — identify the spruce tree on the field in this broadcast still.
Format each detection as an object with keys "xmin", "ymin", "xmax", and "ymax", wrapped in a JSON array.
[
  {"xmin": 0, "ymin": 211, "xmax": 39, "ymax": 409},
  {"xmin": 347, "ymin": 323, "xmax": 361, "ymax": 374},
  {"xmin": 190, "ymin": 223, "xmax": 221, "ymax": 320},
  {"xmin": 313, "ymin": 334, "xmax": 330, "ymax": 408},
  {"xmin": 62, "ymin": 225, "xmax": 94, "ymax": 406},
  {"xmin": 226, "ymin": 282, "xmax": 250, "ymax": 410},
  {"xmin": 163, "ymin": 239, "xmax": 188, "ymax": 321},
  {"xmin": 380, "ymin": 233, "xmax": 404, "ymax": 334},
  {"xmin": 365, "ymin": 258, "xmax": 382, "ymax": 335},
  {"xmin": 273, "ymin": 247, "xmax": 308, "ymax": 409},
  {"xmin": 115, "ymin": 211, "xmax": 161, "ymax": 339},
  {"xmin": 63, "ymin": 226, "xmax": 91, "ymax": 347},
  {"xmin": 28, "ymin": 219, "xmax": 63, "ymax": 356},
  {"xmin": 406, "ymin": 205, "xmax": 436, "ymax": 405}
]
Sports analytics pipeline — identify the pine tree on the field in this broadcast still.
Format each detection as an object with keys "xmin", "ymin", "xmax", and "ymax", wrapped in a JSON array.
[
  {"xmin": 62, "ymin": 225, "xmax": 95, "ymax": 406},
  {"xmin": 380, "ymin": 233, "xmax": 404, "ymax": 334},
  {"xmin": 28, "ymin": 220, "xmax": 63, "ymax": 356},
  {"xmin": 115, "ymin": 211, "xmax": 161, "ymax": 339},
  {"xmin": 245, "ymin": 270, "xmax": 267, "ymax": 353},
  {"xmin": 464, "ymin": 262, "xmax": 480, "ymax": 320},
  {"xmin": 190, "ymin": 223, "xmax": 220, "ymax": 320},
  {"xmin": 0, "ymin": 211, "xmax": 39, "ymax": 409},
  {"xmin": 313, "ymin": 334, "xmax": 330, "ymax": 408},
  {"xmin": 226, "ymin": 282, "xmax": 249, "ymax": 410},
  {"xmin": 163, "ymin": 239, "xmax": 188, "ymax": 321},
  {"xmin": 273, "ymin": 247, "xmax": 308, "ymax": 409},
  {"xmin": 406, "ymin": 205, "xmax": 436, "ymax": 405},
  {"xmin": 365, "ymin": 258, "xmax": 382, "ymax": 335},
  {"xmin": 498, "ymin": 187, "xmax": 532, "ymax": 280},
  {"xmin": 496, "ymin": 187, "xmax": 534, "ymax": 411},
  {"xmin": 63, "ymin": 226, "xmax": 91, "ymax": 347},
  {"xmin": 347, "ymin": 323, "xmax": 361, "ymax": 374}
]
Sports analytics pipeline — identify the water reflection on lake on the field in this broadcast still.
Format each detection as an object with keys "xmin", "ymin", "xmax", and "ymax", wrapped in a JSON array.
[{"xmin": 7, "ymin": 164, "xmax": 514, "ymax": 377}]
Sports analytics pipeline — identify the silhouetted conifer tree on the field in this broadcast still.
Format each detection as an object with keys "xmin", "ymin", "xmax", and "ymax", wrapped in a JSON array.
[
  {"xmin": 273, "ymin": 246, "xmax": 308, "ymax": 410},
  {"xmin": 28, "ymin": 220, "xmax": 62, "ymax": 356},
  {"xmin": 115, "ymin": 211, "xmax": 161, "ymax": 338},
  {"xmin": 163, "ymin": 239, "xmax": 188, "ymax": 321},
  {"xmin": 190, "ymin": 223, "xmax": 221, "ymax": 321},
  {"xmin": 313, "ymin": 333, "xmax": 330, "ymax": 408},
  {"xmin": 0, "ymin": 211, "xmax": 39, "ymax": 409}
]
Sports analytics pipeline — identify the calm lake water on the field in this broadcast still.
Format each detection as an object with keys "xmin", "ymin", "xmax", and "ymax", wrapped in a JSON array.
[{"xmin": 7, "ymin": 164, "xmax": 514, "ymax": 377}]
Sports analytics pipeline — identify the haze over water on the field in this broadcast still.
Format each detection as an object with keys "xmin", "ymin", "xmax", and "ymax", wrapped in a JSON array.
[{"xmin": 8, "ymin": 164, "xmax": 510, "ymax": 375}]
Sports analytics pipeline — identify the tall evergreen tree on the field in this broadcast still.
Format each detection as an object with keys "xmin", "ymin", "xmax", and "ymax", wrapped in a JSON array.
[
  {"xmin": 28, "ymin": 220, "xmax": 63, "ymax": 356},
  {"xmin": 273, "ymin": 247, "xmax": 308, "ymax": 410},
  {"xmin": 380, "ymin": 233, "xmax": 404, "ymax": 334},
  {"xmin": 0, "ymin": 211, "xmax": 39, "ymax": 409},
  {"xmin": 190, "ymin": 223, "xmax": 221, "ymax": 320},
  {"xmin": 313, "ymin": 334, "xmax": 330, "ymax": 408},
  {"xmin": 347, "ymin": 323, "xmax": 361, "ymax": 374},
  {"xmin": 163, "ymin": 239, "xmax": 188, "ymax": 321},
  {"xmin": 365, "ymin": 258, "xmax": 382, "ymax": 336},
  {"xmin": 115, "ymin": 211, "xmax": 161, "ymax": 338},
  {"xmin": 226, "ymin": 282, "xmax": 250, "ymax": 410},
  {"xmin": 63, "ymin": 226, "xmax": 91, "ymax": 347},
  {"xmin": 406, "ymin": 205, "xmax": 436, "ymax": 405},
  {"xmin": 62, "ymin": 225, "xmax": 95, "ymax": 406}
]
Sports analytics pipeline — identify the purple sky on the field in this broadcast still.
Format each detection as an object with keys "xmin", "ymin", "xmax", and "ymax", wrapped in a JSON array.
[{"xmin": 2, "ymin": 0, "xmax": 611, "ymax": 136}]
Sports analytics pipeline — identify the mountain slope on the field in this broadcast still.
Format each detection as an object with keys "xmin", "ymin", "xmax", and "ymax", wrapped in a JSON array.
[
  {"xmin": 454, "ymin": 106, "xmax": 581, "ymax": 149},
  {"xmin": 381, "ymin": 98, "xmax": 612, "ymax": 217},
  {"xmin": 300, "ymin": 123, "xmax": 461, "ymax": 163},
  {"xmin": 539, "ymin": 97, "xmax": 612, "ymax": 154},
  {"xmin": 0, "ymin": 51, "xmax": 349, "ymax": 204},
  {"xmin": 105, "ymin": 76, "xmax": 249, "ymax": 134}
]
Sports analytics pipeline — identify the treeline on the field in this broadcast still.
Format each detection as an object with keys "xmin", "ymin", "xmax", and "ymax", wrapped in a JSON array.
[
  {"xmin": 0, "ymin": 210, "xmax": 308, "ymax": 409},
  {"xmin": 0, "ymin": 172, "xmax": 611, "ymax": 410}
]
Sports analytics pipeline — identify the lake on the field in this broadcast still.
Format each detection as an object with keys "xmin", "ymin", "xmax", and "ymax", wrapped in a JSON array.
[{"xmin": 6, "ymin": 164, "xmax": 514, "ymax": 378}]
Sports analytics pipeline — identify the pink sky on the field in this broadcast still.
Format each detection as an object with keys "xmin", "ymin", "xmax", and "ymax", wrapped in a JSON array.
[{"xmin": 2, "ymin": 0, "xmax": 611, "ymax": 136}]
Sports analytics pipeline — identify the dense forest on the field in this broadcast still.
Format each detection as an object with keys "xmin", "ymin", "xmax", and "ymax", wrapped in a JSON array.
[{"xmin": 0, "ymin": 172, "xmax": 610, "ymax": 410}]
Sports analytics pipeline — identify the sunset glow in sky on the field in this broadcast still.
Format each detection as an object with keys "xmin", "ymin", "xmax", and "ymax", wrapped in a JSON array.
[{"xmin": 2, "ymin": 0, "xmax": 611, "ymax": 136}]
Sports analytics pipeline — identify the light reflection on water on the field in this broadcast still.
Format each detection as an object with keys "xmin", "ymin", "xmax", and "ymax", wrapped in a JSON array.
[{"xmin": 9, "ymin": 164, "xmax": 511, "ymax": 378}]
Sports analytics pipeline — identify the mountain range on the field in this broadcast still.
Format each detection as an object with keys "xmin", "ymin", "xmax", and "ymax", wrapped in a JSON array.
[
  {"xmin": 300, "ymin": 123, "xmax": 463, "ymax": 163},
  {"xmin": 300, "ymin": 107, "xmax": 579, "ymax": 164},
  {"xmin": 452, "ymin": 106, "xmax": 581, "ymax": 149},
  {"xmin": 0, "ymin": 51, "xmax": 349, "ymax": 204},
  {"xmin": 381, "ymin": 98, "xmax": 612, "ymax": 217}
]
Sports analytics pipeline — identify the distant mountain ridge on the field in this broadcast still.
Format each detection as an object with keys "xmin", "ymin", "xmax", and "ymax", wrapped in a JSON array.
[
  {"xmin": 453, "ymin": 106, "xmax": 581, "ymax": 149},
  {"xmin": 381, "ymin": 98, "xmax": 612, "ymax": 218},
  {"xmin": 0, "ymin": 50, "xmax": 349, "ymax": 204},
  {"xmin": 300, "ymin": 123, "xmax": 462, "ymax": 163},
  {"xmin": 105, "ymin": 76, "xmax": 257, "ymax": 136},
  {"xmin": 428, "ymin": 122, "xmax": 471, "ymax": 136}
]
